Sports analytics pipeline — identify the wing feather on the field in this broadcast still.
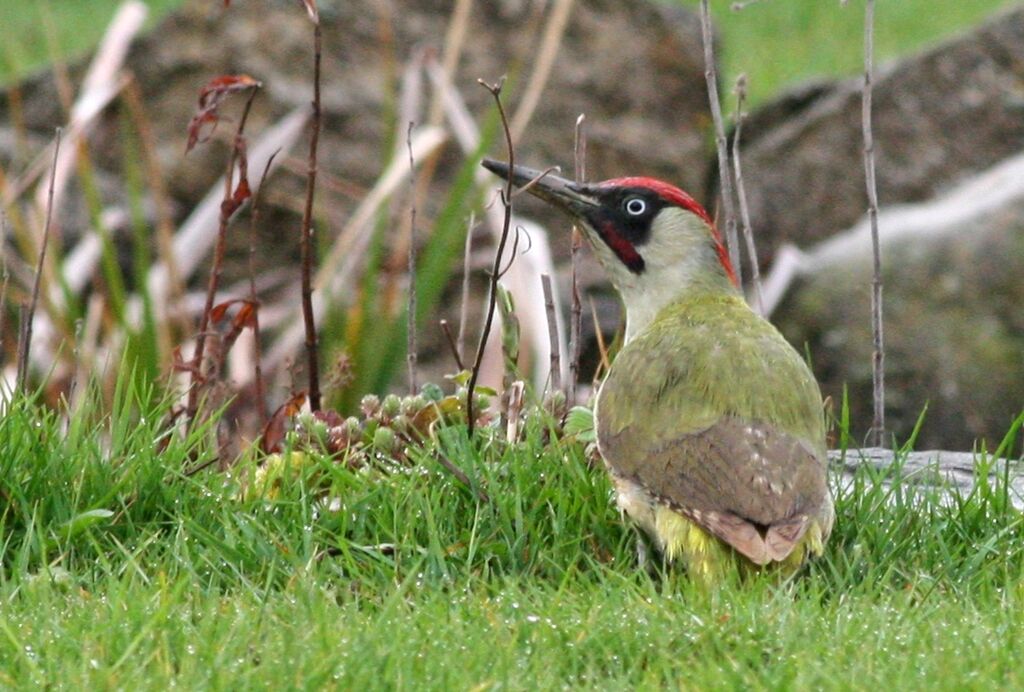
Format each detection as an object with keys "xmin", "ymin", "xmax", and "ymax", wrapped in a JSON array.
[{"xmin": 595, "ymin": 294, "xmax": 833, "ymax": 564}]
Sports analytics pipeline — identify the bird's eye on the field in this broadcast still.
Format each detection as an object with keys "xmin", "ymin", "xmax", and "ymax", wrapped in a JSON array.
[{"xmin": 624, "ymin": 197, "xmax": 647, "ymax": 216}]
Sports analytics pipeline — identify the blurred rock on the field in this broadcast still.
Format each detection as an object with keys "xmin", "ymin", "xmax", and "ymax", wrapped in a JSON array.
[
  {"xmin": 733, "ymin": 6, "xmax": 1024, "ymax": 265},
  {"xmin": 773, "ymin": 153, "xmax": 1024, "ymax": 451},
  {"xmin": 0, "ymin": 0, "xmax": 712, "ymax": 257}
]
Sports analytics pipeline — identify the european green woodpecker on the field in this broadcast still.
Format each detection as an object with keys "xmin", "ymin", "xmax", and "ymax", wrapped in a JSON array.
[{"xmin": 482, "ymin": 159, "xmax": 833, "ymax": 581}]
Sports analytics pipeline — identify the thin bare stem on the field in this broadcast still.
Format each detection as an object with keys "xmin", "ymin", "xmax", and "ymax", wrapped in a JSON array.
[
  {"xmin": 437, "ymin": 452, "xmax": 491, "ymax": 504},
  {"xmin": 457, "ymin": 212, "xmax": 475, "ymax": 369},
  {"xmin": 406, "ymin": 121, "xmax": 419, "ymax": 395},
  {"xmin": 541, "ymin": 274, "xmax": 561, "ymax": 393},
  {"xmin": 589, "ymin": 296, "xmax": 611, "ymax": 387},
  {"xmin": 699, "ymin": 0, "xmax": 743, "ymax": 288},
  {"xmin": 187, "ymin": 88, "xmax": 258, "ymax": 423},
  {"xmin": 17, "ymin": 128, "xmax": 61, "ymax": 393},
  {"xmin": 16, "ymin": 305, "xmax": 29, "ymax": 385},
  {"xmin": 731, "ymin": 75, "xmax": 765, "ymax": 315},
  {"xmin": 0, "ymin": 212, "xmax": 9, "ymax": 355},
  {"xmin": 467, "ymin": 79, "xmax": 515, "ymax": 438},
  {"xmin": 568, "ymin": 113, "xmax": 586, "ymax": 403},
  {"xmin": 299, "ymin": 20, "xmax": 324, "ymax": 411},
  {"xmin": 861, "ymin": 0, "xmax": 886, "ymax": 446},
  {"xmin": 440, "ymin": 319, "xmax": 464, "ymax": 370},
  {"xmin": 248, "ymin": 151, "xmax": 279, "ymax": 427}
]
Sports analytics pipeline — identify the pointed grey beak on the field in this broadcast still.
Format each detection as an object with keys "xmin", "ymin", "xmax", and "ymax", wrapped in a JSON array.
[{"xmin": 481, "ymin": 158, "xmax": 598, "ymax": 218}]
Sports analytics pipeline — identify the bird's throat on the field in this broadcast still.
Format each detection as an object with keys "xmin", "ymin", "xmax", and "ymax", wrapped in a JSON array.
[{"xmin": 596, "ymin": 220, "xmax": 645, "ymax": 274}]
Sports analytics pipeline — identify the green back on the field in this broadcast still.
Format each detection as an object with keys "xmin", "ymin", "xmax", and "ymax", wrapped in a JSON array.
[{"xmin": 597, "ymin": 293, "xmax": 825, "ymax": 453}]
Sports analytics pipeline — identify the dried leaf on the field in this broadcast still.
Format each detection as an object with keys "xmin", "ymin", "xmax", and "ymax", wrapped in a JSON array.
[
  {"xmin": 209, "ymin": 298, "xmax": 257, "ymax": 327},
  {"xmin": 186, "ymin": 74, "xmax": 260, "ymax": 153},
  {"xmin": 261, "ymin": 392, "xmax": 308, "ymax": 453},
  {"xmin": 233, "ymin": 301, "xmax": 258, "ymax": 329}
]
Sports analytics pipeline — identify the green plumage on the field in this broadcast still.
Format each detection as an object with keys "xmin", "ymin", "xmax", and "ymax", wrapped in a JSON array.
[
  {"xmin": 595, "ymin": 291, "xmax": 833, "ymax": 578},
  {"xmin": 476, "ymin": 158, "xmax": 832, "ymax": 582},
  {"xmin": 598, "ymin": 293, "xmax": 824, "ymax": 446}
]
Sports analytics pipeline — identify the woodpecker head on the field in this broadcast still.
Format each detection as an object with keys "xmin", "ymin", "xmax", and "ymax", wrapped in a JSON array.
[{"xmin": 482, "ymin": 159, "xmax": 738, "ymax": 340}]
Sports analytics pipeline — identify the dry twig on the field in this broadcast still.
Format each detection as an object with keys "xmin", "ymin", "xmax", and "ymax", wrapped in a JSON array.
[
  {"xmin": 17, "ymin": 129, "xmax": 61, "ymax": 393},
  {"xmin": 440, "ymin": 319, "xmax": 464, "ymax": 371},
  {"xmin": 731, "ymin": 75, "xmax": 765, "ymax": 315},
  {"xmin": 568, "ymin": 114, "xmax": 586, "ymax": 403},
  {"xmin": 860, "ymin": 0, "xmax": 886, "ymax": 446},
  {"xmin": 467, "ymin": 79, "xmax": 516, "ymax": 437},
  {"xmin": 299, "ymin": 13, "xmax": 324, "ymax": 411},
  {"xmin": 541, "ymin": 274, "xmax": 562, "ymax": 393},
  {"xmin": 699, "ymin": 0, "xmax": 743, "ymax": 287},
  {"xmin": 0, "ymin": 213, "xmax": 9, "ymax": 356},
  {"xmin": 437, "ymin": 452, "xmax": 491, "ymax": 504},
  {"xmin": 406, "ymin": 122, "xmax": 419, "ymax": 395},
  {"xmin": 187, "ymin": 87, "xmax": 259, "ymax": 423}
]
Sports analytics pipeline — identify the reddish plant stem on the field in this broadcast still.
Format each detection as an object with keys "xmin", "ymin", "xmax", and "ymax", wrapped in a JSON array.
[
  {"xmin": 299, "ymin": 20, "xmax": 324, "ymax": 412},
  {"xmin": 466, "ymin": 79, "xmax": 515, "ymax": 438},
  {"xmin": 187, "ymin": 89, "xmax": 257, "ymax": 423}
]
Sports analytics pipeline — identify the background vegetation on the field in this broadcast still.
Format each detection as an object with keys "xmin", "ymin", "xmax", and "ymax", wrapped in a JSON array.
[{"xmin": 1, "ymin": 0, "xmax": 1017, "ymax": 101}]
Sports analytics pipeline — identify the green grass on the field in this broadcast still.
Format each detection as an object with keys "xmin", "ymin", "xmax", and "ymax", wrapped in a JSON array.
[
  {"xmin": 0, "ymin": 1, "xmax": 183, "ymax": 83},
  {"xmin": 687, "ymin": 0, "xmax": 1020, "ymax": 103},
  {"xmin": 2, "ymin": 380, "xmax": 1023, "ymax": 688}
]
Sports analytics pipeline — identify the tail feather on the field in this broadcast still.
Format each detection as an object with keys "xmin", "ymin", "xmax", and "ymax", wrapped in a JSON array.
[{"xmin": 698, "ymin": 510, "xmax": 810, "ymax": 565}]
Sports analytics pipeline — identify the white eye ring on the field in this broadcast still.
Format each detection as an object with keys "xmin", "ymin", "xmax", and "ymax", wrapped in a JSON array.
[{"xmin": 625, "ymin": 197, "xmax": 647, "ymax": 216}]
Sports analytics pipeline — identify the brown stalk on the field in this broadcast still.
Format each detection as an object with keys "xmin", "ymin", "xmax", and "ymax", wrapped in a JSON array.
[
  {"xmin": 440, "ymin": 319, "xmax": 464, "ymax": 371},
  {"xmin": 568, "ymin": 113, "xmax": 586, "ymax": 402},
  {"xmin": 466, "ymin": 79, "xmax": 516, "ymax": 438},
  {"xmin": 299, "ymin": 17, "xmax": 324, "ymax": 412},
  {"xmin": 186, "ymin": 88, "xmax": 258, "ymax": 424},
  {"xmin": 589, "ymin": 296, "xmax": 611, "ymax": 386},
  {"xmin": 861, "ymin": 0, "xmax": 886, "ymax": 446},
  {"xmin": 247, "ymin": 152, "xmax": 280, "ymax": 427},
  {"xmin": 437, "ymin": 452, "xmax": 491, "ymax": 504},
  {"xmin": 406, "ymin": 121, "xmax": 419, "ymax": 395},
  {"xmin": 0, "ymin": 212, "xmax": 9, "ymax": 355},
  {"xmin": 457, "ymin": 213, "xmax": 475, "ymax": 367},
  {"xmin": 17, "ymin": 128, "xmax": 61, "ymax": 393},
  {"xmin": 541, "ymin": 274, "xmax": 561, "ymax": 393},
  {"xmin": 699, "ymin": 0, "xmax": 743, "ymax": 288},
  {"xmin": 731, "ymin": 75, "xmax": 765, "ymax": 315}
]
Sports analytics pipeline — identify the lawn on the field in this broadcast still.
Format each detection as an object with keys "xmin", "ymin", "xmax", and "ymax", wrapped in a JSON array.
[{"xmin": 1, "ymin": 382, "xmax": 1022, "ymax": 688}]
